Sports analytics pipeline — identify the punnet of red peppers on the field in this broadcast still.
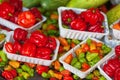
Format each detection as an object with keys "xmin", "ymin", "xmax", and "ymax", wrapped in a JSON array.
[{"xmin": 0, "ymin": 0, "xmax": 120, "ymax": 80}]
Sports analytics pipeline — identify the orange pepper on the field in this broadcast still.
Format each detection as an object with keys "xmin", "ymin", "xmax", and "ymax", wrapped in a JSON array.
[
  {"xmin": 96, "ymin": 42, "xmax": 103, "ymax": 47},
  {"xmin": 46, "ymin": 24, "xmax": 57, "ymax": 31},
  {"xmin": 70, "ymin": 42, "xmax": 76, "ymax": 48},
  {"xmin": 54, "ymin": 72, "xmax": 63, "ymax": 80},
  {"xmin": 113, "ymin": 23, "xmax": 120, "ymax": 30},
  {"xmin": 58, "ymin": 37, "xmax": 69, "ymax": 46},
  {"xmin": 50, "ymin": 13, "xmax": 58, "ymax": 20},
  {"xmin": 54, "ymin": 60, "xmax": 61, "ymax": 71},
  {"xmin": 60, "ymin": 70, "xmax": 71, "ymax": 76},
  {"xmin": 75, "ymin": 47, "xmax": 83, "ymax": 56},
  {"xmin": 64, "ymin": 54, "xmax": 73, "ymax": 64}
]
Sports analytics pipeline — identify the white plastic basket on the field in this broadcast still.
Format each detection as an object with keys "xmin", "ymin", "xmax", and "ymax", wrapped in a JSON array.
[
  {"xmin": 0, "ymin": 30, "xmax": 8, "ymax": 48},
  {"xmin": 110, "ymin": 19, "xmax": 120, "ymax": 40},
  {"xmin": 0, "ymin": 7, "xmax": 46, "ymax": 33},
  {"xmin": 59, "ymin": 38, "xmax": 113, "ymax": 79},
  {"xmin": 58, "ymin": 7, "xmax": 109, "ymax": 40},
  {"xmin": 98, "ymin": 53, "xmax": 115, "ymax": 80},
  {"xmin": 3, "ymin": 31, "xmax": 60, "ymax": 66}
]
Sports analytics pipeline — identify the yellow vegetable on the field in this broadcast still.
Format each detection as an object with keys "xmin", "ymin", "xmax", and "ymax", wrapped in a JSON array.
[{"xmin": 9, "ymin": 60, "xmax": 20, "ymax": 68}]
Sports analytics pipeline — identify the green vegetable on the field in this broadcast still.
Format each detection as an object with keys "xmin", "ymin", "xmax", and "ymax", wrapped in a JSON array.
[
  {"xmin": 41, "ymin": 72, "xmax": 51, "ymax": 78},
  {"xmin": 0, "ymin": 61, "xmax": 6, "ymax": 67},
  {"xmin": 86, "ymin": 52, "xmax": 98, "ymax": 61},
  {"xmin": 14, "ymin": 76, "xmax": 25, "ymax": 80},
  {"xmin": 66, "ymin": 0, "xmax": 109, "ymax": 9},
  {"xmin": 0, "ymin": 50, "xmax": 8, "ymax": 62},
  {"xmin": 59, "ymin": 66, "xmax": 65, "ymax": 71},
  {"xmin": 78, "ymin": 52, "xmax": 85, "ymax": 59},
  {"xmin": 86, "ymin": 38, "xmax": 91, "ymax": 45},
  {"xmin": 102, "ymin": 44, "xmax": 111, "ymax": 54},
  {"xmin": 93, "ymin": 70, "xmax": 101, "ymax": 77},
  {"xmin": 21, "ymin": 72, "xmax": 30, "ymax": 79},
  {"xmin": 17, "ymin": 68, "xmax": 23, "ymax": 74},
  {"xmin": 70, "ymin": 57, "xmax": 78, "ymax": 66},
  {"xmin": 73, "ymin": 62, "xmax": 81, "ymax": 69},
  {"xmin": 72, "ymin": 39, "xmax": 81, "ymax": 45},
  {"xmin": 40, "ymin": 0, "xmax": 69, "ymax": 11},
  {"xmin": 86, "ymin": 73, "xmax": 94, "ymax": 79},
  {"xmin": 107, "ymin": 4, "xmax": 120, "ymax": 25},
  {"xmin": 88, "ymin": 56, "xmax": 100, "ymax": 67},
  {"xmin": 47, "ymin": 30, "xmax": 59, "ymax": 36},
  {"xmin": 73, "ymin": 74, "xmax": 79, "ymax": 80},
  {"xmin": 79, "ymin": 58, "xmax": 87, "ymax": 63},
  {"xmin": 99, "ymin": 76, "xmax": 106, "ymax": 80}
]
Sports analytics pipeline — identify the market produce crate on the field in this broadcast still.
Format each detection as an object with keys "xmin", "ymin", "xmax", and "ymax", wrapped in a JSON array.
[
  {"xmin": 3, "ymin": 31, "xmax": 60, "ymax": 66},
  {"xmin": 59, "ymin": 38, "xmax": 113, "ymax": 78},
  {"xmin": 0, "ymin": 7, "xmax": 46, "ymax": 33},
  {"xmin": 58, "ymin": 7, "xmax": 109, "ymax": 40}
]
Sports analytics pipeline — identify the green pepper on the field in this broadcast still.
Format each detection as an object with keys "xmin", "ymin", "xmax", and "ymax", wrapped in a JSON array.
[
  {"xmin": 21, "ymin": 72, "xmax": 30, "ymax": 79},
  {"xmin": 41, "ymin": 72, "xmax": 51, "ymax": 78},
  {"xmin": 70, "ymin": 57, "xmax": 78, "ymax": 66},
  {"xmin": 88, "ymin": 56, "xmax": 100, "ymax": 67},
  {"xmin": 59, "ymin": 66, "xmax": 65, "ymax": 71},
  {"xmin": 72, "ymin": 39, "xmax": 81, "ymax": 45},
  {"xmin": 78, "ymin": 52, "xmax": 85, "ymax": 59},
  {"xmin": 47, "ymin": 30, "xmax": 59, "ymax": 36},
  {"xmin": 86, "ymin": 52, "xmax": 98, "ymax": 61},
  {"xmin": 28, "ymin": 69, "xmax": 34, "ymax": 77},
  {"xmin": 21, "ymin": 64, "xmax": 31, "ymax": 72},
  {"xmin": 99, "ymin": 76, "xmax": 106, "ymax": 80},
  {"xmin": 73, "ymin": 62, "xmax": 81, "ymax": 69},
  {"xmin": 86, "ymin": 38, "xmax": 91, "ymax": 45},
  {"xmin": 102, "ymin": 44, "xmax": 111, "ymax": 54},
  {"xmin": 73, "ymin": 74, "xmax": 79, "ymax": 80},
  {"xmin": 17, "ymin": 68, "xmax": 23, "ymax": 74},
  {"xmin": 14, "ymin": 76, "xmax": 25, "ymax": 80},
  {"xmin": 79, "ymin": 58, "xmax": 87, "ymax": 63},
  {"xmin": 0, "ymin": 61, "xmax": 6, "ymax": 67},
  {"xmin": 93, "ymin": 70, "xmax": 101, "ymax": 77},
  {"xmin": 86, "ymin": 73, "xmax": 94, "ymax": 79},
  {"xmin": 0, "ymin": 50, "xmax": 8, "ymax": 62},
  {"xmin": 67, "ymin": 39, "xmax": 72, "ymax": 44}
]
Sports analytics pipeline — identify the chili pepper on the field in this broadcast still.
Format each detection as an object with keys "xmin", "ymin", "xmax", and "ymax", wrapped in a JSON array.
[
  {"xmin": 0, "ymin": 50, "xmax": 8, "ymax": 62},
  {"xmin": 99, "ymin": 76, "xmax": 106, "ymax": 80},
  {"xmin": 14, "ymin": 76, "xmax": 24, "ymax": 80},
  {"xmin": 70, "ymin": 18, "xmax": 87, "ymax": 31},
  {"xmin": 53, "ymin": 60, "xmax": 61, "ymax": 71},
  {"xmin": 0, "ymin": 2, "xmax": 15, "ymax": 19},
  {"xmin": 2, "ymin": 70, "xmax": 14, "ymax": 80},
  {"xmin": 114, "ymin": 68, "xmax": 120, "ymax": 80},
  {"xmin": 30, "ymin": 7, "xmax": 42, "ymax": 22},
  {"xmin": 115, "ymin": 45, "xmax": 120, "ymax": 57},
  {"xmin": 86, "ymin": 73, "xmax": 94, "ymax": 79},
  {"xmin": 29, "ymin": 30, "xmax": 48, "ymax": 47},
  {"xmin": 36, "ymin": 65, "xmax": 49, "ymax": 75},
  {"xmin": 63, "ymin": 76, "xmax": 73, "ymax": 80},
  {"xmin": 16, "ymin": 68, "xmax": 23, "ymax": 74},
  {"xmin": 20, "ymin": 42, "xmax": 36, "ymax": 57},
  {"xmin": 21, "ymin": 72, "xmax": 30, "ymax": 79},
  {"xmin": 101, "ymin": 44, "xmax": 111, "ymax": 55},
  {"xmin": 9, "ymin": 11, "xmax": 19, "ymax": 24},
  {"xmin": 47, "ymin": 30, "xmax": 59, "ymax": 36},
  {"xmin": 48, "ymin": 70, "xmax": 55, "ymax": 77},
  {"xmin": 64, "ymin": 53, "xmax": 73, "ymax": 64},
  {"xmin": 0, "ymin": 61, "xmax": 6, "ymax": 67},
  {"xmin": 73, "ymin": 74, "xmax": 79, "ymax": 80},
  {"xmin": 86, "ymin": 52, "xmax": 98, "ymax": 61},
  {"xmin": 54, "ymin": 73, "xmax": 63, "ymax": 80},
  {"xmin": 73, "ymin": 62, "xmax": 81, "ymax": 69},
  {"xmin": 13, "ymin": 28, "xmax": 28, "ymax": 42},
  {"xmin": 81, "ymin": 8, "xmax": 104, "ymax": 25},
  {"xmin": 17, "ymin": 11, "xmax": 36, "ymax": 28},
  {"xmin": 50, "ymin": 77, "xmax": 57, "ymax": 80},
  {"xmin": 81, "ymin": 43, "xmax": 90, "ymax": 52},
  {"xmin": 9, "ymin": 69, "xmax": 17, "ymax": 78},
  {"xmin": 13, "ymin": 41, "xmax": 22, "ymax": 54},
  {"xmin": 9, "ymin": 60, "xmax": 20, "ymax": 69},
  {"xmin": 24, "ymin": 62, "xmax": 36, "ymax": 68},
  {"xmin": 46, "ymin": 37, "xmax": 57, "ymax": 50},
  {"xmin": 81, "ymin": 62, "xmax": 90, "ymax": 71},
  {"xmin": 61, "ymin": 9, "xmax": 77, "ymax": 25},
  {"xmin": 5, "ymin": 42, "xmax": 14, "ymax": 53},
  {"xmin": 60, "ymin": 70, "xmax": 71, "ymax": 77},
  {"xmin": 41, "ymin": 72, "xmax": 51, "ymax": 78},
  {"xmin": 36, "ymin": 47, "xmax": 52, "ymax": 60},
  {"xmin": 58, "ymin": 37, "xmax": 69, "ymax": 46},
  {"xmin": 103, "ymin": 64, "xmax": 113, "ymax": 77},
  {"xmin": 4, "ymin": 65, "xmax": 13, "ymax": 71},
  {"xmin": 70, "ymin": 57, "xmax": 78, "ymax": 66}
]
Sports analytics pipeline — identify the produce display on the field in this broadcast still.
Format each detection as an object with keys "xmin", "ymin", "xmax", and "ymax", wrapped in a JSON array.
[{"xmin": 0, "ymin": 0, "xmax": 120, "ymax": 80}]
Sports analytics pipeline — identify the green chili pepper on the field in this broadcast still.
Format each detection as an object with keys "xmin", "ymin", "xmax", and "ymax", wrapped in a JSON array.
[
  {"xmin": 21, "ymin": 72, "xmax": 30, "ymax": 79},
  {"xmin": 73, "ymin": 62, "xmax": 81, "ymax": 69},
  {"xmin": 47, "ymin": 30, "xmax": 59, "ymax": 36},
  {"xmin": 72, "ymin": 39, "xmax": 80, "ymax": 45},
  {"xmin": 59, "ymin": 66, "xmax": 65, "ymax": 71},
  {"xmin": 0, "ymin": 61, "xmax": 6, "ymax": 67},
  {"xmin": 73, "ymin": 74, "xmax": 79, "ymax": 80},
  {"xmin": 41, "ymin": 72, "xmax": 51, "ymax": 78},
  {"xmin": 78, "ymin": 52, "xmax": 85, "ymax": 59},
  {"xmin": 86, "ymin": 38, "xmax": 91, "ymax": 45},
  {"xmin": 67, "ymin": 39, "xmax": 72, "ymax": 44},
  {"xmin": 99, "ymin": 76, "xmax": 106, "ymax": 80},
  {"xmin": 17, "ymin": 68, "xmax": 23, "ymax": 74},
  {"xmin": 86, "ymin": 73, "xmax": 94, "ymax": 79},
  {"xmin": 93, "ymin": 70, "xmax": 101, "ymax": 77},
  {"xmin": 79, "ymin": 57, "xmax": 87, "ymax": 63},
  {"xmin": 21, "ymin": 64, "xmax": 31, "ymax": 72},
  {"xmin": 28, "ymin": 69, "xmax": 34, "ymax": 77},
  {"xmin": 14, "ymin": 76, "xmax": 25, "ymax": 80},
  {"xmin": 0, "ymin": 50, "xmax": 8, "ymax": 62},
  {"xmin": 70, "ymin": 57, "xmax": 78, "ymax": 66},
  {"xmin": 86, "ymin": 52, "xmax": 98, "ymax": 61}
]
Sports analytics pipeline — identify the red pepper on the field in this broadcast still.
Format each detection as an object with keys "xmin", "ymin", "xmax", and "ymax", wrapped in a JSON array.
[
  {"xmin": 36, "ymin": 65, "xmax": 49, "ymax": 75},
  {"xmin": 30, "ymin": 7, "xmax": 42, "ymax": 22},
  {"xmin": 61, "ymin": 9, "xmax": 77, "ymax": 25},
  {"xmin": 81, "ymin": 8, "xmax": 104, "ymax": 25},
  {"xmin": 50, "ymin": 77, "xmax": 57, "ymax": 80},
  {"xmin": 5, "ymin": 42, "xmax": 14, "ymax": 53},
  {"xmin": 88, "ymin": 23, "xmax": 104, "ymax": 33},
  {"xmin": 2, "ymin": 70, "xmax": 14, "ymax": 80},
  {"xmin": 17, "ymin": 11, "xmax": 36, "ymax": 28},
  {"xmin": 60, "ymin": 70, "xmax": 71, "ymax": 77},
  {"xmin": 70, "ymin": 18, "xmax": 87, "ymax": 31},
  {"xmin": 0, "ymin": 2, "xmax": 15, "ymax": 19},
  {"xmin": 115, "ymin": 45, "xmax": 120, "ymax": 57},
  {"xmin": 63, "ymin": 76, "xmax": 73, "ymax": 80},
  {"xmin": 114, "ymin": 68, "xmax": 120, "ymax": 80},
  {"xmin": 9, "ymin": 69, "xmax": 17, "ymax": 78},
  {"xmin": 46, "ymin": 37, "xmax": 57, "ymax": 50},
  {"xmin": 13, "ymin": 41, "xmax": 22, "ymax": 54},
  {"xmin": 29, "ymin": 30, "xmax": 48, "ymax": 47},
  {"xmin": 20, "ymin": 42, "xmax": 36, "ymax": 57},
  {"xmin": 36, "ymin": 47, "xmax": 52, "ymax": 60},
  {"xmin": 13, "ymin": 28, "xmax": 28, "ymax": 42}
]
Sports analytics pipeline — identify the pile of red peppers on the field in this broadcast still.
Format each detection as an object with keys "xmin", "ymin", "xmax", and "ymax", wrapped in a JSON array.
[
  {"xmin": 61, "ymin": 8, "xmax": 104, "ymax": 33},
  {"xmin": 5, "ymin": 28, "xmax": 57, "ymax": 60}
]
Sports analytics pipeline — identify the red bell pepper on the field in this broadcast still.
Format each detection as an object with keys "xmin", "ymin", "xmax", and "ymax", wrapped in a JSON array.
[
  {"xmin": 13, "ymin": 28, "xmax": 28, "ymax": 42},
  {"xmin": 61, "ymin": 9, "xmax": 77, "ymax": 25},
  {"xmin": 70, "ymin": 18, "xmax": 87, "ymax": 31},
  {"xmin": 17, "ymin": 11, "xmax": 36, "ymax": 28},
  {"xmin": 9, "ymin": 11, "xmax": 19, "ymax": 24},
  {"xmin": 36, "ymin": 65, "xmax": 49, "ymax": 75},
  {"xmin": 46, "ymin": 37, "xmax": 57, "ymax": 50},
  {"xmin": 63, "ymin": 76, "xmax": 73, "ymax": 80},
  {"xmin": 13, "ymin": 41, "xmax": 22, "ymax": 54},
  {"xmin": 29, "ymin": 30, "xmax": 48, "ymax": 47},
  {"xmin": 20, "ymin": 42, "xmax": 36, "ymax": 57},
  {"xmin": 0, "ymin": 2, "xmax": 15, "ymax": 19},
  {"xmin": 81, "ymin": 8, "xmax": 104, "ymax": 25},
  {"xmin": 36, "ymin": 47, "xmax": 52, "ymax": 60},
  {"xmin": 30, "ymin": 7, "xmax": 43, "ymax": 22},
  {"xmin": 115, "ymin": 45, "xmax": 120, "ymax": 57},
  {"xmin": 114, "ymin": 68, "xmax": 120, "ymax": 80},
  {"xmin": 5, "ymin": 42, "xmax": 14, "ymax": 53}
]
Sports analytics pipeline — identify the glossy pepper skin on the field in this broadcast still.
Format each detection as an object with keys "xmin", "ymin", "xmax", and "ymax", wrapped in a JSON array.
[
  {"xmin": 0, "ymin": 2, "xmax": 15, "ymax": 19},
  {"xmin": 13, "ymin": 28, "xmax": 28, "ymax": 42},
  {"xmin": 29, "ymin": 30, "xmax": 48, "ymax": 47},
  {"xmin": 61, "ymin": 9, "xmax": 77, "ymax": 25},
  {"xmin": 13, "ymin": 41, "xmax": 22, "ymax": 53},
  {"xmin": 81, "ymin": 8, "xmax": 104, "ymax": 25},
  {"xmin": 5, "ymin": 42, "xmax": 14, "ymax": 53},
  {"xmin": 17, "ymin": 11, "xmax": 36, "ymax": 28},
  {"xmin": 36, "ymin": 65, "xmax": 49, "ymax": 75},
  {"xmin": 114, "ymin": 68, "xmax": 120, "ymax": 80},
  {"xmin": 70, "ymin": 18, "xmax": 87, "ymax": 31},
  {"xmin": 115, "ymin": 45, "xmax": 120, "ymax": 57},
  {"xmin": 20, "ymin": 42, "xmax": 36, "ymax": 57},
  {"xmin": 36, "ymin": 47, "xmax": 52, "ymax": 60}
]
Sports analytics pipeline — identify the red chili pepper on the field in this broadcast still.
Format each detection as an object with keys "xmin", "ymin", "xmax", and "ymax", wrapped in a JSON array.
[
  {"xmin": 70, "ymin": 18, "xmax": 87, "ymax": 31},
  {"xmin": 29, "ymin": 30, "xmax": 48, "ymax": 47},
  {"xmin": 60, "ymin": 70, "xmax": 71, "ymax": 77},
  {"xmin": 2, "ymin": 70, "xmax": 14, "ymax": 80},
  {"xmin": 88, "ymin": 23, "xmax": 104, "ymax": 33},
  {"xmin": 20, "ymin": 42, "xmax": 36, "ymax": 57},
  {"xmin": 5, "ymin": 42, "xmax": 14, "ymax": 53},
  {"xmin": 81, "ymin": 8, "xmax": 104, "ymax": 25},
  {"xmin": 50, "ymin": 77, "xmax": 57, "ymax": 80},
  {"xmin": 13, "ymin": 41, "xmax": 22, "ymax": 54},
  {"xmin": 36, "ymin": 65, "xmax": 49, "ymax": 75},
  {"xmin": 61, "ymin": 9, "xmax": 77, "ymax": 25},
  {"xmin": 36, "ymin": 47, "xmax": 52, "ymax": 60},
  {"xmin": 13, "ymin": 28, "xmax": 28, "ymax": 42},
  {"xmin": 114, "ymin": 68, "xmax": 120, "ymax": 80},
  {"xmin": 63, "ymin": 76, "xmax": 73, "ymax": 80},
  {"xmin": 115, "ymin": 45, "xmax": 120, "ymax": 57},
  {"xmin": 46, "ymin": 37, "xmax": 57, "ymax": 50},
  {"xmin": 17, "ymin": 11, "xmax": 36, "ymax": 28},
  {"xmin": 0, "ymin": 2, "xmax": 15, "ymax": 19},
  {"xmin": 30, "ymin": 7, "xmax": 42, "ymax": 22},
  {"xmin": 81, "ymin": 62, "xmax": 90, "ymax": 71}
]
